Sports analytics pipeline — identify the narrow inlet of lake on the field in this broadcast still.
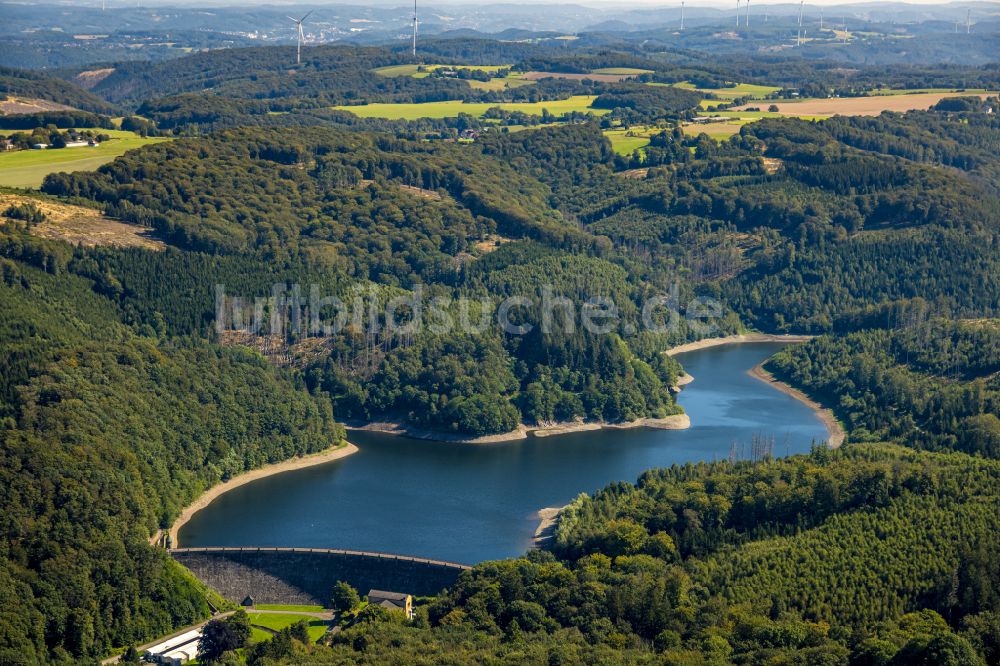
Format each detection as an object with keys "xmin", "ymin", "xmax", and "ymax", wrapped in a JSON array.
[{"xmin": 179, "ymin": 342, "xmax": 829, "ymax": 564}]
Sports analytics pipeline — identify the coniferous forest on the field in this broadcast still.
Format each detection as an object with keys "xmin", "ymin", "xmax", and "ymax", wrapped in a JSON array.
[{"xmin": 0, "ymin": 15, "xmax": 999, "ymax": 666}]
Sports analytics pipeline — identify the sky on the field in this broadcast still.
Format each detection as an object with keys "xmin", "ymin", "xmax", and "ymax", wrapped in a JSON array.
[{"xmin": 157, "ymin": 0, "xmax": 998, "ymax": 6}]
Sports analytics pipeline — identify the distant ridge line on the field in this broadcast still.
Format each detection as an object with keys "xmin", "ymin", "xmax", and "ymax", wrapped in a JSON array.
[{"xmin": 169, "ymin": 546, "xmax": 473, "ymax": 570}]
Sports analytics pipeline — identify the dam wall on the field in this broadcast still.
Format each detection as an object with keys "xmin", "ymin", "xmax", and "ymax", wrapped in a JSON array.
[{"xmin": 171, "ymin": 547, "xmax": 470, "ymax": 605}]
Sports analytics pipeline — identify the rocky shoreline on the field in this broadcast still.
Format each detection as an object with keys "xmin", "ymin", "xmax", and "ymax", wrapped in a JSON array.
[{"xmin": 345, "ymin": 413, "xmax": 692, "ymax": 445}]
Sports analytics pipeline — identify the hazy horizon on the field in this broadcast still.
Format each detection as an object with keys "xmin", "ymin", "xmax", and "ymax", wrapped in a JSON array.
[{"xmin": 34, "ymin": 0, "xmax": 1000, "ymax": 8}]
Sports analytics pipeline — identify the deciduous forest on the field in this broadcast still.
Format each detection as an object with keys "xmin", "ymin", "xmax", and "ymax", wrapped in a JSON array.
[{"xmin": 0, "ymin": 27, "xmax": 998, "ymax": 666}]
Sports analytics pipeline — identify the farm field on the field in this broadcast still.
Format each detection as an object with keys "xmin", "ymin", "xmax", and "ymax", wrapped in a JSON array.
[
  {"xmin": 701, "ymin": 110, "xmax": 830, "ymax": 120},
  {"xmin": 467, "ymin": 74, "xmax": 535, "ymax": 91},
  {"xmin": 604, "ymin": 128, "xmax": 653, "ymax": 155},
  {"xmin": 333, "ymin": 95, "xmax": 608, "ymax": 120},
  {"xmin": 682, "ymin": 119, "xmax": 756, "ymax": 140},
  {"xmin": 684, "ymin": 89, "xmax": 989, "ymax": 139},
  {"xmin": 868, "ymin": 87, "xmax": 992, "ymax": 96},
  {"xmin": 733, "ymin": 91, "xmax": 994, "ymax": 116},
  {"xmin": 0, "ymin": 131, "xmax": 168, "ymax": 188},
  {"xmin": 672, "ymin": 81, "xmax": 783, "ymax": 99}
]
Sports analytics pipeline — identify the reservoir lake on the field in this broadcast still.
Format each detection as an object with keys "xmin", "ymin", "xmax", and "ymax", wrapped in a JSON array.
[{"xmin": 179, "ymin": 342, "xmax": 830, "ymax": 564}]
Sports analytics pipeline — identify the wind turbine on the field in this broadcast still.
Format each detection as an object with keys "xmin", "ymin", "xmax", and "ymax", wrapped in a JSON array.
[
  {"xmin": 288, "ymin": 10, "xmax": 313, "ymax": 65},
  {"xmin": 412, "ymin": 0, "xmax": 419, "ymax": 57},
  {"xmin": 797, "ymin": 1, "xmax": 804, "ymax": 46},
  {"xmin": 736, "ymin": 0, "xmax": 741, "ymax": 30},
  {"xmin": 745, "ymin": 0, "xmax": 750, "ymax": 28},
  {"xmin": 680, "ymin": 1, "xmax": 684, "ymax": 31}
]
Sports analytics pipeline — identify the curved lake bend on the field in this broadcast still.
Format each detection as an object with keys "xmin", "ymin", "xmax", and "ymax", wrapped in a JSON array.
[{"xmin": 180, "ymin": 342, "xmax": 829, "ymax": 564}]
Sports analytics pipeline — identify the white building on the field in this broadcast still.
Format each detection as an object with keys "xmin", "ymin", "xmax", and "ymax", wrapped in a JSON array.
[{"xmin": 143, "ymin": 628, "xmax": 202, "ymax": 664}]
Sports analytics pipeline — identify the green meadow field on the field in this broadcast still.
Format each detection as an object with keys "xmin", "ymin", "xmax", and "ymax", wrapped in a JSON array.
[
  {"xmin": 333, "ymin": 95, "xmax": 608, "ymax": 120},
  {"xmin": 603, "ymin": 129, "xmax": 653, "ymax": 155},
  {"xmin": 467, "ymin": 75, "xmax": 535, "ymax": 91},
  {"xmin": 0, "ymin": 131, "xmax": 168, "ymax": 188},
  {"xmin": 658, "ymin": 81, "xmax": 782, "ymax": 99}
]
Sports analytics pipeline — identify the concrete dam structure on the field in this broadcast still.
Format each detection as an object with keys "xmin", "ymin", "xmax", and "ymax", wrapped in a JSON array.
[{"xmin": 171, "ymin": 547, "xmax": 471, "ymax": 605}]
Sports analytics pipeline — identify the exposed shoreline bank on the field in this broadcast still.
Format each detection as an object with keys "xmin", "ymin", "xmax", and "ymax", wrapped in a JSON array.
[
  {"xmin": 525, "ymin": 334, "xmax": 842, "ymax": 541},
  {"xmin": 167, "ymin": 442, "xmax": 359, "ymax": 548},
  {"xmin": 665, "ymin": 332, "xmax": 842, "ymax": 447},
  {"xmin": 748, "ymin": 363, "xmax": 845, "ymax": 448},
  {"xmin": 664, "ymin": 333, "xmax": 815, "ymax": 357},
  {"xmin": 532, "ymin": 506, "xmax": 565, "ymax": 548},
  {"xmin": 344, "ymin": 413, "xmax": 691, "ymax": 445}
]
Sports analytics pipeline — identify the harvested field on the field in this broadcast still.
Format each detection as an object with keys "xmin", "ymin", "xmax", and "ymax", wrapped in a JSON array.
[
  {"xmin": 0, "ymin": 193, "xmax": 165, "ymax": 250},
  {"xmin": 683, "ymin": 120, "xmax": 751, "ymax": 140},
  {"xmin": 735, "ymin": 92, "xmax": 993, "ymax": 116}
]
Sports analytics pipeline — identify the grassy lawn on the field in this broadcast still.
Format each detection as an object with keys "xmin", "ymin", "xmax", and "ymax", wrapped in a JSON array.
[
  {"xmin": 254, "ymin": 604, "xmax": 326, "ymax": 612},
  {"xmin": 247, "ymin": 613, "xmax": 328, "ymax": 644},
  {"xmin": 333, "ymin": 95, "xmax": 608, "ymax": 120},
  {"xmin": 0, "ymin": 132, "xmax": 168, "ymax": 188},
  {"xmin": 249, "ymin": 627, "xmax": 273, "ymax": 644}
]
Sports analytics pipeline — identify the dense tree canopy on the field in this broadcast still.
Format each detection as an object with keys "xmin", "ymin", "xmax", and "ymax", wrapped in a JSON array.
[{"xmin": 2, "ymin": 41, "xmax": 1000, "ymax": 665}]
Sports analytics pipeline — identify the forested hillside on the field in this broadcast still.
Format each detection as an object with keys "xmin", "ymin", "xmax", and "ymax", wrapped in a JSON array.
[
  {"xmin": 767, "ymin": 318, "xmax": 1000, "ymax": 457},
  {"xmin": 34, "ymin": 126, "xmax": 694, "ymax": 436},
  {"xmin": 237, "ymin": 446, "xmax": 999, "ymax": 665},
  {"xmin": 0, "ymin": 67, "xmax": 117, "ymax": 115},
  {"xmin": 0, "ymin": 240, "xmax": 345, "ymax": 662},
  {"xmin": 530, "ymin": 107, "xmax": 1000, "ymax": 332},
  {"xmin": 78, "ymin": 45, "xmax": 702, "ymax": 133},
  {"xmin": 2, "ymin": 34, "xmax": 1000, "ymax": 666}
]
